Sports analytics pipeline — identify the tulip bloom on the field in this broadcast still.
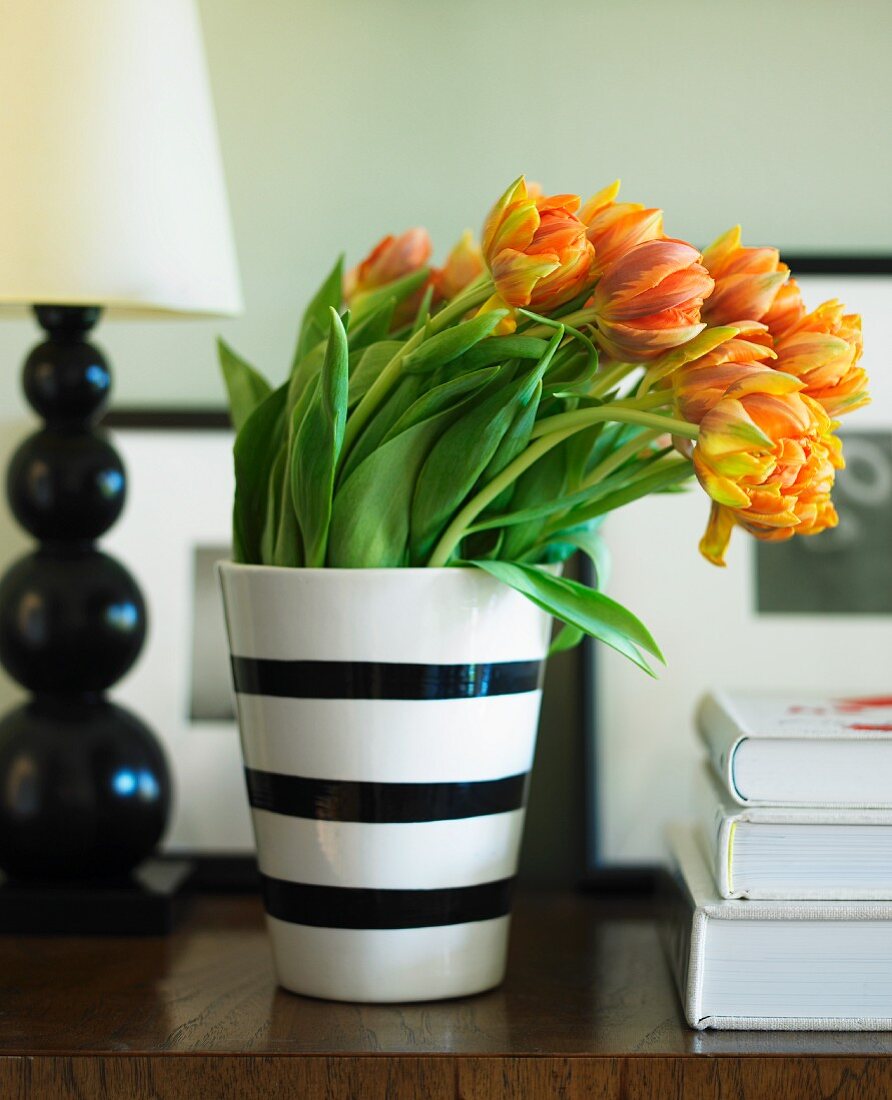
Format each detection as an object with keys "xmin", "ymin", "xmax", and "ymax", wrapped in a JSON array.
[
  {"xmin": 580, "ymin": 180, "xmax": 663, "ymax": 276},
  {"xmin": 762, "ymin": 277, "xmax": 806, "ymax": 340},
  {"xmin": 481, "ymin": 177, "xmax": 595, "ymax": 315},
  {"xmin": 589, "ymin": 238, "xmax": 714, "ymax": 361},
  {"xmin": 432, "ymin": 231, "xmax": 485, "ymax": 301},
  {"xmin": 673, "ymin": 321, "xmax": 776, "ymax": 423},
  {"xmin": 772, "ymin": 300, "xmax": 868, "ymax": 417},
  {"xmin": 694, "ymin": 373, "xmax": 843, "ymax": 566},
  {"xmin": 344, "ymin": 228, "xmax": 433, "ymax": 301},
  {"xmin": 701, "ymin": 226, "xmax": 790, "ymax": 327}
]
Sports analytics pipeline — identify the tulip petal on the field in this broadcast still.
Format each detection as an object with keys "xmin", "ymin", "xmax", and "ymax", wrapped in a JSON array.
[{"xmin": 698, "ymin": 502, "xmax": 736, "ymax": 566}]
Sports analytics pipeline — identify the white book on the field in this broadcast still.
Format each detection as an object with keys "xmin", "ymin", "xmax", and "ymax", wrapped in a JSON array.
[
  {"xmin": 663, "ymin": 824, "xmax": 892, "ymax": 1030},
  {"xmin": 697, "ymin": 689, "xmax": 892, "ymax": 806},
  {"xmin": 697, "ymin": 764, "xmax": 892, "ymax": 900}
]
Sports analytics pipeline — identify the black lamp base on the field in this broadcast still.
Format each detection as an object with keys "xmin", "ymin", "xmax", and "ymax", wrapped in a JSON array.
[
  {"xmin": 0, "ymin": 859, "xmax": 195, "ymax": 935},
  {"xmin": 0, "ymin": 305, "xmax": 171, "ymax": 886}
]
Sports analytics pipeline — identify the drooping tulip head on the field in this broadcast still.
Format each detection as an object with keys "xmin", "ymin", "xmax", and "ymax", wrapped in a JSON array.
[
  {"xmin": 694, "ymin": 372, "xmax": 844, "ymax": 566},
  {"xmin": 580, "ymin": 180, "xmax": 663, "ymax": 276},
  {"xmin": 481, "ymin": 177, "xmax": 595, "ymax": 315},
  {"xmin": 772, "ymin": 300, "xmax": 868, "ymax": 418},
  {"xmin": 701, "ymin": 226, "xmax": 790, "ymax": 327},
  {"xmin": 589, "ymin": 238, "xmax": 714, "ymax": 361}
]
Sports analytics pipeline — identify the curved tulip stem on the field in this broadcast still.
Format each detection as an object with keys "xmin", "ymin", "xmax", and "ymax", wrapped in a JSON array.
[
  {"xmin": 530, "ymin": 406, "xmax": 699, "ymax": 442},
  {"xmin": 426, "ymin": 405, "xmax": 699, "ymax": 567}
]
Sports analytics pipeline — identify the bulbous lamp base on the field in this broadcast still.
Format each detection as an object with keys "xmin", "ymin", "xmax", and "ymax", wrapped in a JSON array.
[
  {"xmin": 0, "ymin": 305, "xmax": 172, "ymax": 882},
  {"xmin": 0, "ymin": 698, "xmax": 170, "ymax": 880}
]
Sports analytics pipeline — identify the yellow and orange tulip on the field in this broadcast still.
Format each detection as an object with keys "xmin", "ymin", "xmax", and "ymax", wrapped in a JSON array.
[
  {"xmin": 480, "ymin": 177, "xmax": 594, "ymax": 318},
  {"xmin": 693, "ymin": 372, "xmax": 843, "ymax": 566},
  {"xmin": 589, "ymin": 238, "xmax": 714, "ymax": 361},
  {"xmin": 772, "ymin": 300, "xmax": 868, "ymax": 418},
  {"xmin": 701, "ymin": 226, "xmax": 790, "ymax": 327},
  {"xmin": 580, "ymin": 180, "xmax": 663, "ymax": 276}
]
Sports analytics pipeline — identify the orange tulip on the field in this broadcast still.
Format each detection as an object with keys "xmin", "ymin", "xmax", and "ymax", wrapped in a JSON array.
[
  {"xmin": 588, "ymin": 238, "xmax": 713, "ymax": 361},
  {"xmin": 772, "ymin": 300, "xmax": 868, "ymax": 417},
  {"xmin": 580, "ymin": 180, "xmax": 663, "ymax": 276},
  {"xmin": 344, "ymin": 228, "xmax": 433, "ymax": 301},
  {"xmin": 432, "ymin": 231, "xmax": 485, "ymax": 301},
  {"xmin": 673, "ymin": 321, "xmax": 775, "ymax": 423},
  {"xmin": 701, "ymin": 226, "xmax": 790, "ymax": 326},
  {"xmin": 480, "ymin": 177, "xmax": 594, "ymax": 315},
  {"xmin": 693, "ymin": 372, "xmax": 843, "ymax": 566}
]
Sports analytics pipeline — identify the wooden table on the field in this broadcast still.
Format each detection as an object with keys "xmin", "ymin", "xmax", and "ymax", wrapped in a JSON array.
[{"xmin": 2, "ymin": 891, "xmax": 891, "ymax": 1099}]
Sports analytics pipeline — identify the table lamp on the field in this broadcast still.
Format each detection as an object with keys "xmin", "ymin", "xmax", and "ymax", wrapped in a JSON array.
[{"xmin": 0, "ymin": 0, "xmax": 241, "ymax": 888}]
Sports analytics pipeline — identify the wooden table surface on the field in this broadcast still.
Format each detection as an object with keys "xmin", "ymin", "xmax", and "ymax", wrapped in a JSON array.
[{"xmin": 2, "ymin": 890, "xmax": 892, "ymax": 1099}]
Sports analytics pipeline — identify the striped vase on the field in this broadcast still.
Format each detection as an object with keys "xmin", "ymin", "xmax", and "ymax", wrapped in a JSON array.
[{"xmin": 218, "ymin": 564, "xmax": 552, "ymax": 1003}]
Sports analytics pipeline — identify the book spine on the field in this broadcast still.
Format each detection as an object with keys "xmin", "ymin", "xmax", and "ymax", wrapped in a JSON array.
[{"xmin": 696, "ymin": 692, "xmax": 745, "ymax": 803}]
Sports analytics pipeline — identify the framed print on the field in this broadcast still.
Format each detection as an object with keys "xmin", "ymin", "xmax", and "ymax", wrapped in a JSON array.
[
  {"xmin": 584, "ymin": 261, "xmax": 892, "ymax": 873},
  {"xmin": 103, "ymin": 411, "xmax": 253, "ymax": 855}
]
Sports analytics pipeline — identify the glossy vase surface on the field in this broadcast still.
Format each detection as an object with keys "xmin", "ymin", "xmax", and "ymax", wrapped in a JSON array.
[{"xmin": 219, "ymin": 564, "xmax": 551, "ymax": 1002}]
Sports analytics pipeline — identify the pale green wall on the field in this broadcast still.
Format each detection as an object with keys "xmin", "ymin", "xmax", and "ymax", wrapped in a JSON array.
[
  {"xmin": 0, "ymin": 0, "xmax": 889, "ymax": 416},
  {"xmin": 0, "ymin": 0, "xmax": 889, "ymax": 879}
]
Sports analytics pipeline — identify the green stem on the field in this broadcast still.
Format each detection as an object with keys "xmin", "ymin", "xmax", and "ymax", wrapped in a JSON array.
[
  {"xmin": 426, "ymin": 403, "xmax": 699, "ymax": 568},
  {"xmin": 580, "ymin": 429, "xmax": 662, "ymax": 490},
  {"xmin": 427, "ymin": 427, "xmax": 579, "ymax": 567},
  {"xmin": 588, "ymin": 360, "xmax": 640, "ymax": 398},
  {"xmin": 530, "ymin": 406, "xmax": 699, "ymax": 442}
]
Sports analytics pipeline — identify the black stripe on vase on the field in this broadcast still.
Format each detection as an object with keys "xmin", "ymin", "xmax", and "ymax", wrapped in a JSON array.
[
  {"xmin": 260, "ymin": 874, "xmax": 516, "ymax": 930},
  {"xmin": 245, "ymin": 768, "xmax": 529, "ymax": 823},
  {"xmin": 230, "ymin": 657, "xmax": 543, "ymax": 700}
]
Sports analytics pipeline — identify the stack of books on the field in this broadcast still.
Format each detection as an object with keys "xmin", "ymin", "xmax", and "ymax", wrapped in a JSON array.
[{"xmin": 665, "ymin": 689, "xmax": 892, "ymax": 1030}]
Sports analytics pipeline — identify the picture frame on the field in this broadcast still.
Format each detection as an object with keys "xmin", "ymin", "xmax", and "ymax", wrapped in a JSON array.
[
  {"xmin": 103, "ymin": 410, "xmax": 254, "ymax": 857},
  {"xmin": 583, "ymin": 257, "xmax": 892, "ymax": 881}
]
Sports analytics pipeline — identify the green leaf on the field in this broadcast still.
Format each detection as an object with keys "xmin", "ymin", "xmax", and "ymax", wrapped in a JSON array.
[
  {"xmin": 559, "ymin": 458, "xmax": 693, "ymax": 529},
  {"xmin": 347, "ymin": 299, "xmax": 396, "ymax": 352},
  {"xmin": 455, "ymin": 335, "xmax": 550, "ymax": 372},
  {"xmin": 291, "ymin": 308, "xmax": 349, "ymax": 566},
  {"xmin": 401, "ymin": 311, "xmax": 508, "ymax": 374},
  {"xmin": 411, "ymin": 284, "xmax": 435, "ymax": 335},
  {"xmin": 232, "ymin": 382, "xmax": 288, "ymax": 564},
  {"xmin": 293, "ymin": 255, "xmax": 344, "ymax": 367},
  {"xmin": 349, "ymin": 267, "xmax": 430, "ymax": 325},
  {"xmin": 545, "ymin": 527, "xmax": 611, "ymax": 589},
  {"xmin": 548, "ymin": 624, "xmax": 584, "ymax": 656},
  {"xmin": 384, "ymin": 367, "xmax": 500, "ymax": 440},
  {"xmin": 329, "ymin": 406, "xmax": 460, "ymax": 567},
  {"xmin": 338, "ymin": 373, "xmax": 423, "ymax": 484},
  {"xmin": 296, "ymin": 257, "xmax": 344, "ymax": 359},
  {"xmin": 469, "ymin": 561, "xmax": 662, "ymax": 676},
  {"xmin": 500, "ymin": 440, "xmax": 568, "ymax": 560},
  {"xmin": 410, "ymin": 331, "xmax": 563, "ymax": 563},
  {"xmin": 260, "ymin": 450, "xmax": 285, "ymax": 564},
  {"xmin": 218, "ymin": 339, "xmax": 272, "ymax": 433},
  {"xmin": 348, "ymin": 340, "xmax": 404, "ymax": 408}
]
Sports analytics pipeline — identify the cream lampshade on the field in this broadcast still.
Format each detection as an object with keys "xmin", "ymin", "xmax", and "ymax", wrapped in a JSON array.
[
  {"xmin": 0, "ymin": 0, "xmax": 242, "ymax": 316},
  {"xmin": 0, "ymin": 0, "xmax": 242, "ymax": 901}
]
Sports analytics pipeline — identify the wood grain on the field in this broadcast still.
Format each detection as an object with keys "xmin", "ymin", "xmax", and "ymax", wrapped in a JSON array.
[{"xmin": 1, "ymin": 891, "xmax": 891, "ymax": 1098}]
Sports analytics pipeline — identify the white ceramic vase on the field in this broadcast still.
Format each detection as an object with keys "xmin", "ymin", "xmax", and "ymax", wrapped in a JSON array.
[{"xmin": 218, "ymin": 564, "xmax": 551, "ymax": 1003}]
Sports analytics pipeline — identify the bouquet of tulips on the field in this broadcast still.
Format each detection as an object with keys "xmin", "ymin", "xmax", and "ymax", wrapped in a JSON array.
[{"xmin": 220, "ymin": 177, "xmax": 867, "ymax": 673}]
